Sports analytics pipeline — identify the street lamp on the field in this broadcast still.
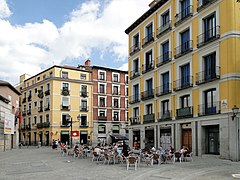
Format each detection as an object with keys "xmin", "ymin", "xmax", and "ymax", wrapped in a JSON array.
[
  {"xmin": 232, "ymin": 105, "xmax": 239, "ymax": 120},
  {"xmin": 66, "ymin": 114, "xmax": 81, "ymax": 148}
]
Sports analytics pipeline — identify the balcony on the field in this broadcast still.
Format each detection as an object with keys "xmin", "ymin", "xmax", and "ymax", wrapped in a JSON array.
[
  {"xmin": 196, "ymin": 67, "xmax": 220, "ymax": 85},
  {"xmin": 176, "ymin": 106, "xmax": 193, "ymax": 119},
  {"xmin": 130, "ymin": 43, "xmax": 140, "ymax": 56},
  {"xmin": 130, "ymin": 117, "xmax": 141, "ymax": 125},
  {"xmin": 142, "ymin": 32, "xmax": 154, "ymax": 48},
  {"xmin": 22, "ymin": 111, "xmax": 26, "ymax": 116},
  {"xmin": 197, "ymin": 0, "xmax": 218, "ymax": 12},
  {"xmin": 98, "ymin": 116, "xmax": 107, "ymax": 121},
  {"xmin": 45, "ymin": 90, "xmax": 50, "ymax": 96},
  {"xmin": 197, "ymin": 26, "xmax": 220, "ymax": 48},
  {"xmin": 130, "ymin": 68, "xmax": 140, "ymax": 80},
  {"xmin": 142, "ymin": 61, "xmax": 154, "ymax": 74},
  {"xmin": 38, "ymin": 90, "xmax": 44, "ymax": 99},
  {"xmin": 27, "ymin": 110, "xmax": 31, "ymax": 115},
  {"xmin": 141, "ymin": 90, "xmax": 154, "ymax": 101},
  {"xmin": 112, "ymin": 91, "xmax": 120, "ymax": 96},
  {"xmin": 173, "ymin": 76, "xmax": 193, "ymax": 91},
  {"xmin": 80, "ymin": 91, "xmax": 88, "ymax": 97},
  {"xmin": 175, "ymin": 5, "xmax": 193, "ymax": 26},
  {"xmin": 198, "ymin": 101, "xmax": 221, "ymax": 116},
  {"xmin": 156, "ymin": 83, "xmax": 172, "ymax": 96},
  {"xmin": 174, "ymin": 40, "xmax": 193, "ymax": 58},
  {"xmin": 45, "ymin": 105, "xmax": 50, "ymax": 111},
  {"xmin": 61, "ymin": 105, "xmax": 70, "ymax": 111},
  {"xmin": 80, "ymin": 106, "xmax": 89, "ymax": 112},
  {"xmin": 143, "ymin": 114, "xmax": 155, "ymax": 124},
  {"xmin": 22, "ymin": 97, "xmax": 26, "ymax": 103},
  {"xmin": 157, "ymin": 20, "xmax": 172, "ymax": 38},
  {"xmin": 129, "ymin": 94, "xmax": 140, "ymax": 104},
  {"xmin": 38, "ymin": 107, "xmax": 43, "ymax": 112},
  {"xmin": 156, "ymin": 51, "xmax": 172, "ymax": 67},
  {"xmin": 158, "ymin": 111, "xmax": 172, "ymax": 121},
  {"xmin": 26, "ymin": 124, "xmax": 31, "ymax": 130},
  {"xmin": 61, "ymin": 88, "xmax": 70, "ymax": 96},
  {"xmin": 37, "ymin": 123, "xmax": 43, "ymax": 129},
  {"xmin": 80, "ymin": 122, "xmax": 89, "ymax": 128},
  {"xmin": 28, "ymin": 95, "xmax": 32, "ymax": 102},
  {"xmin": 42, "ymin": 122, "xmax": 50, "ymax": 128}
]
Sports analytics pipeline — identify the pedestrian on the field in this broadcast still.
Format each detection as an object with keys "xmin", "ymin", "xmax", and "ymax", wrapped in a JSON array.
[{"xmin": 122, "ymin": 141, "xmax": 129, "ymax": 157}]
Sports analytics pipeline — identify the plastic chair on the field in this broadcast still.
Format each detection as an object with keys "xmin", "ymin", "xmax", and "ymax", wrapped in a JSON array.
[{"xmin": 126, "ymin": 156, "xmax": 138, "ymax": 170}]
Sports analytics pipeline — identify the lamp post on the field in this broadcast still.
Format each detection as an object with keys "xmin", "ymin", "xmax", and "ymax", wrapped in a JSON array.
[
  {"xmin": 232, "ymin": 105, "xmax": 239, "ymax": 161},
  {"xmin": 66, "ymin": 114, "xmax": 81, "ymax": 148},
  {"xmin": 232, "ymin": 105, "xmax": 239, "ymax": 120}
]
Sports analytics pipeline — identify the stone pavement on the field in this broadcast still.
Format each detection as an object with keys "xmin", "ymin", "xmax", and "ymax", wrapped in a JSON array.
[{"xmin": 0, "ymin": 147, "xmax": 239, "ymax": 180}]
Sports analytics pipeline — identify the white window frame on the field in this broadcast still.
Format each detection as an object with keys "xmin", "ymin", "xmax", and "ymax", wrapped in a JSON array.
[
  {"xmin": 98, "ymin": 96, "xmax": 107, "ymax": 107},
  {"xmin": 112, "ymin": 110, "xmax": 120, "ymax": 121},
  {"xmin": 112, "ymin": 72, "xmax": 120, "ymax": 83},
  {"xmin": 98, "ymin": 70, "xmax": 106, "ymax": 81}
]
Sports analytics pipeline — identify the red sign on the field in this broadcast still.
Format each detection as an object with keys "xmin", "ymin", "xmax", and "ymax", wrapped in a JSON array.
[{"xmin": 71, "ymin": 131, "xmax": 79, "ymax": 137}]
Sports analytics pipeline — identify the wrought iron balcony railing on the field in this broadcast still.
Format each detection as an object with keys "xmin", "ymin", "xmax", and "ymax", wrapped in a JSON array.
[
  {"xmin": 176, "ymin": 106, "xmax": 193, "ymax": 119},
  {"xmin": 198, "ymin": 101, "xmax": 221, "ymax": 116},
  {"xmin": 174, "ymin": 40, "xmax": 193, "ymax": 58},
  {"xmin": 130, "ymin": 116, "xmax": 141, "ymax": 125},
  {"xmin": 197, "ymin": 0, "xmax": 218, "ymax": 12},
  {"xmin": 196, "ymin": 66, "xmax": 220, "ymax": 85},
  {"xmin": 22, "ymin": 97, "xmax": 26, "ymax": 103},
  {"xmin": 45, "ymin": 90, "xmax": 50, "ymax": 96},
  {"xmin": 141, "ymin": 90, "xmax": 154, "ymax": 101},
  {"xmin": 142, "ymin": 32, "xmax": 154, "ymax": 48},
  {"xmin": 45, "ymin": 105, "xmax": 50, "ymax": 111},
  {"xmin": 42, "ymin": 122, "xmax": 50, "ymax": 128},
  {"xmin": 156, "ymin": 83, "xmax": 172, "ymax": 96},
  {"xmin": 173, "ymin": 76, "xmax": 193, "ymax": 91},
  {"xmin": 129, "ymin": 94, "xmax": 140, "ymax": 104},
  {"xmin": 157, "ymin": 20, "xmax": 172, "ymax": 38},
  {"xmin": 80, "ymin": 91, "xmax": 88, "ymax": 97},
  {"xmin": 28, "ymin": 95, "xmax": 32, "ymax": 102},
  {"xmin": 61, "ymin": 88, "xmax": 70, "ymax": 96},
  {"xmin": 61, "ymin": 105, "xmax": 70, "ymax": 111},
  {"xmin": 130, "ymin": 43, "xmax": 140, "ymax": 56},
  {"xmin": 158, "ymin": 111, "xmax": 172, "ymax": 121},
  {"xmin": 38, "ymin": 107, "xmax": 43, "ymax": 112},
  {"xmin": 130, "ymin": 68, "xmax": 140, "ymax": 80},
  {"xmin": 143, "ymin": 114, "xmax": 155, "ymax": 124},
  {"xmin": 37, "ymin": 123, "xmax": 43, "ymax": 129},
  {"xmin": 197, "ymin": 26, "xmax": 220, "ymax": 48},
  {"xmin": 80, "ymin": 122, "xmax": 89, "ymax": 128},
  {"xmin": 142, "ymin": 61, "xmax": 154, "ymax": 74},
  {"xmin": 80, "ymin": 106, "xmax": 89, "ymax": 112},
  {"xmin": 27, "ymin": 110, "xmax": 31, "ymax": 115},
  {"xmin": 156, "ymin": 51, "xmax": 172, "ymax": 67},
  {"xmin": 175, "ymin": 5, "xmax": 193, "ymax": 26}
]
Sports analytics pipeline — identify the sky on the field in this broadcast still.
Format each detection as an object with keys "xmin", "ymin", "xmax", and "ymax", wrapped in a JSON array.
[{"xmin": 0, "ymin": 0, "xmax": 150, "ymax": 86}]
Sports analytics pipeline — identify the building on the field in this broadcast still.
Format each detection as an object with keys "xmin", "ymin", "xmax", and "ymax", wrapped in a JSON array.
[
  {"xmin": 125, "ymin": 0, "xmax": 240, "ymax": 161},
  {"xmin": 18, "ymin": 65, "xmax": 93, "ymax": 146},
  {"xmin": 0, "ymin": 80, "xmax": 21, "ymax": 151},
  {"xmin": 79, "ymin": 60, "xmax": 128, "ymax": 146}
]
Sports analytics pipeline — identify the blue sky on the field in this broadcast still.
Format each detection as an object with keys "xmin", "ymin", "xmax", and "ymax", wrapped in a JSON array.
[{"xmin": 0, "ymin": 0, "xmax": 149, "ymax": 85}]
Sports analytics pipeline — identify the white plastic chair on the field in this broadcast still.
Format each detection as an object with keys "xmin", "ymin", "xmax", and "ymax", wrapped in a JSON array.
[{"xmin": 126, "ymin": 156, "xmax": 138, "ymax": 170}]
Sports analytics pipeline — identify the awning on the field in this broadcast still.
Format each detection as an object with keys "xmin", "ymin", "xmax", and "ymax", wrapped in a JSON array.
[{"xmin": 110, "ymin": 134, "xmax": 128, "ymax": 141}]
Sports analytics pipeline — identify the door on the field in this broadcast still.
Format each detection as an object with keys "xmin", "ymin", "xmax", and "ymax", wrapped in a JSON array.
[
  {"xmin": 204, "ymin": 53, "xmax": 216, "ymax": 81},
  {"xmin": 204, "ymin": 14, "xmax": 216, "ymax": 41},
  {"xmin": 181, "ymin": 64, "xmax": 190, "ymax": 88},
  {"xmin": 80, "ymin": 131, "xmax": 88, "ymax": 144},
  {"xmin": 181, "ymin": 29, "xmax": 190, "ymax": 53},
  {"xmin": 61, "ymin": 131, "xmax": 70, "ymax": 145},
  {"xmin": 181, "ymin": 0, "xmax": 190, "ymax": 18},
  {"xmin": 134, "ymin": 84, "xmax": 139, "ymax": 101},
  {"xmin": 162, "ymin": 72, "xmax": 169, "ymax": 93},
  {"xmin": 28, "ymin": 134, "xmax": 31, "ymax": 145},
  {"xmin": 147, "ymin": 78, "xmax": 153, "ymax": 96},
  {"xmin": 182, "ymin": 129, "xmax": 192, "ymax": 151},
  {"xmin": 207, "ymin": 126, "xmax": 219, "ymax": 154},
  {"xmin": 46, "ymin": 132, "xmax": 49, "ymax": 146},
  {"xmin": 162, "ymin": 41, "xmax": 169, "ymax": 62}
]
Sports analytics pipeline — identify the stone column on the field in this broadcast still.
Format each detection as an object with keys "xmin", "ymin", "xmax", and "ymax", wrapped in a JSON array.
[
  {"xmin": 171, "ymin": 124, "xmax": 175, "ymax": 148},
  {"xmin": 154, "ymin": 125, "xmax": 157, "ymax": 148},
  {"xmin": 197, "ymin": 121, "xmax": 202, "ymax": 156},
  {"xmin": 229, "ymin": 115, "xmax": 239, "ymax": 161},
  {"xmin": 175, "ymin": 123, "xmax": 181, "ymax": 150},
  {"xmin": 128, "ymin": 128, "xmax": 133, "ymax": 149},
  {"xmin": 157, "ymin": 125, "xmax": 160, "ymax": 148},
  {"xmin": 140, "ymin": 127, "xmax": 145, "ymax": 149},
  {"xmin": 191, "ymin": 121, "xmax": 196, "ymax": 155}
]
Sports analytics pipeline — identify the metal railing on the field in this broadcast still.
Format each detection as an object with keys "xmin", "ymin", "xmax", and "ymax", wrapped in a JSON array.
[
  {"xmin": 156, "ymin": 51, "xmax": 172, "ymax": 67},
  {"xmin": 130, "ymin": 68, "xmax": 140, "ymax": 80},
  {"xmin": 156, "ymin": 83, "xmax": 172, "ymax": 96},
  {"xmin": 130, "ymin": 43, "xmax": 140, "ymax": 56},
  {"xmin": 157, "ymin": 20, "xmax": 172, "ymax": 37},
  {"xmin": 38, "ymin": 107, "xmax": 43, "ymax": 112},
  {"xmin": 142, "ymin": 32, "xmax": 154, "ymax": 47},
  {"xmin": 176, "ymin": 106, "xmax": 193, "ymax": 119},
  {"xmin": 173, "ymin": 76, "xmax": 193, "ymax": 91},
  {"xmin": 45, "ymin": 105, "xmax": 50, "ymax": 111},
  {"xmin": 61, "ymin": 88, "xmax": 70, "ymax": 96},
  {"xmin": 174, "ymin": 40, "xmax": 193, "ymax": 58},
  {"xmin": 45, "ymin": 90, "xmax": 50, "ymax": 96},
  {"xmin": 198, "ymin": 101, "xmax": 221, "ymax": 116},
  {"xmin": 158, "ymin": 111, "xmax": 172, "ymax": 121},
  {"xmin": 175, "ymin": 5, "xmax": 193, "ymax": 26},
  {"xmin": 80, "ymin": 91, "xmax": 88, "ymax": 97},
  {"xmin": 197, "ymin": 26, "xmax": 220, "ymax": 47},
  {"xmin": 141, "ymin": 90, "xmax": 155, "ymax": 101},
  {"xmin": 80, "ymin": 106, "xmax": 89, "ymax": 112},
  {"xmin": 61, "ymin": 105, "xmax": 70, "ymax": 111},
  {"xmin": 130, "ymin": 117, "xmax": 141, "ymax": 125},
  {"xmin": 196, "ymin": 66, "xmax": 220, "ymax": 85},
  {"xmin": 197, "ymin": 0, "xmax": 218, "ymax": 12},
  {"xmin": 142, "ymin": 61, "xmax": 154, "ymax": 74},
  {"xmin": 143, "ymin": 114, "xmax": 155, "ymax": 124},
  {"xmin": 129, "ymin": 94, "xmax": 140, "ymax": 104}
]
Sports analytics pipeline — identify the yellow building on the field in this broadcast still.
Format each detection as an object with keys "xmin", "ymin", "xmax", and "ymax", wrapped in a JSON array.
[
  {"xmin": 126, "ymin": 0, "xmax": 240, "ymax": 161},
  {"xmin": 18, "ymin": 65, "xmax": 93, "ymax": 146}
]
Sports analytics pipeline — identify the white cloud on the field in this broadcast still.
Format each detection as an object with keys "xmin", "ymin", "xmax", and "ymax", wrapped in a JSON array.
[
  {"xmin": 0, "ymin": 0, "xmax": 150, "ymax": 85},
  {"xmin": 118, "ymin": 62, "xmax": 128, "ymax": 71},
  {"xmin": 0, "ymin": 0, "xmax": 12, "ymax": 19}
]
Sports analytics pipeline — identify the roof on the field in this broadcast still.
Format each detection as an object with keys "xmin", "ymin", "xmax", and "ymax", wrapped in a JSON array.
[
  {"xmin": 125, "ymin": 0, "xmax": 168, "ymax": 34},
  {"xmin": 91, "ymin": 66, "xmax": 128, "ymax": 73},
  {"xmin": 0, "ymin": 80, "xmax": 21, "ymax": 95}
]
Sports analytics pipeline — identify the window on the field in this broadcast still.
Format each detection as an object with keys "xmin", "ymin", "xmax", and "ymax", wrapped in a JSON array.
[
  {"xmin": 40, "ymin": 86, "xmax": 44, "ymax": 91},
  {"xmin": 80, "ymin": 74, "xmax": 86, "ymax": 80},
  {"xmin": 28, "ymin": 117, "xmax": 31, "ymax": 125},
  {"xmin": 126, "ymin": 99, "xmax": 128, "ymax": 108},
  {"xmin": 112, "ymin": 125, "xmax": 119, "ymax": 133},
  {"xmin": 46, "ymin": 83, "xmax": 50, "ymax": 91},
  {"xmin": 181, "ymin": 63, "xmax": 190, "ymax": 87},
  {"xmin": 146, "ymin": 78, "xmax": 153, "ymax": 91},
  {"xmin": 146, "ymin": 104, "xmax": 153, "ymax": 114},
  {"xmin": 133, "ymin": 107, "xmax": 139, "ymax": 117},
  {"xmin": 146, "ymin": 23, "xmax": 153, "ymax": 41},
  {"xmin": 98, "ymin": 125, "xmax": 106, "ymax": 134},
  {"xmin": 24, "ymin": 92, "xmax": 26, "ymax": 98},
  {"xmin": 39, "ymin": 101, "xmax": 43, "ymax": 108},
  {"xmin": 204, "ymin": 52, "xmax": 216, "ymax": 80},
  {"xmin": 203, "ymin": 13, "xmax": 216, "ymax": 41},
  {"xmin": 28, "ymin": 90, "xmax": 32, "ymax": 97},
  {"xmin": 145, "ymin": 50, "xmax": 153, "ymax": 68},
  {"xmin": 23, "ymin": 118, "xmax": 26, "ymax": 125},
  {"xmin": 133, "ymin": 33, "xmax": 139, "ymax": 48},
  {"xmin": 99, "ymin": 111, "xmax": 105, "ymax": 117},
  {"xmin": 62, "ymin": 83, "xmax": 69, "ymax": 89},
  {"xmin": 162, "ymin": 72, "xmax": 169, "ymax": 93},
  {"xmin": 125, "ymin": 76, "xmax": 128, "ymax": 84},
  {"xmin": 113, "ymin": 111, "xmax": 119, "ymax": 121},
  {"xmin": 23, "ymin": 105, "xmax": 26, "ymax": 111},
  {"xmin": 133, "ymin": 58, "xmax": 139, "ymax": 73},
  {"xmin": 34, "ymin": 101, "xmax": 37, "ymax": 107},
  {"xmin": 126, "ymin": 87, "xmax": 128, "ymax": 96},
  {"xmin": 81, "ymin": 85, "xmax": 88, "ymax": 97},
  {"xmin": 43, "ymin": 74, "xmax": 46, "ymax": 79},
  {"xmin": 34, "ymin": 88, "xmax": 37, "ymax": 94},
  {"xmin": 181, "ymin": 29, "xmax": 190, "ymax": 53},
  {"xmin": 99, "ymin": 72, "xmax": 105, "ymax": 80},
  {"xmin": 113, "ymin": 74, "xmax": 119, "ymax": 82},
  {"xmin": 162, "ymin": 41, "xmax": 169, "ymax": 62},
  {"xmin": 81, "ymin": 100, "xmax": 88, "ymax": 109},
  {"xmin": 49, "ymin": 72, "xmax": 53, "ymax": 77},
  {"xmin": 205, "ymin": 89, "xmax": 216, "ymax": 114},
  {"xmin": 113, "ymin": 99, "xmax": 119, "ymax": 108},
  {"xmin": 61, "ymin": 114, "xmax": 69, "ymax": 126},
  {"xmin": 34, "ymin": 116, "xmax": 37, "ymax": 124},
  {"xmin": 37, "ymin": 77, "xmax": 40, "ymax": 81},
  {"xmin": 62, "ymin": 71, "xmax": 68, "ymax": 78},
  {"xmin": 180, "ymin": 0, "xmax": 190, "ymax": 19},
  {"xmin": 162, "ymin": 100, "xmax": 169, "ymax": 113},
  {"xmin": 99, "ymin": 97, "xmax": 105, "ymax": 107},
  {"xmin": 113, "ymin": 86, "xmax": 119, "ymax": 95},
  {"xmin": 180, "ymin": 95, "xmax": 190, "ymax": 108},
  {"xmin": 46, "ymin": 114, "xmax": 49, "ymax": 123},
  {"xmin": 99, "ymin": 84, "xmax": 105, "ymax": 93},
  {"xmin": 62, "ymin": 97, "xmax": 69, "ymax": 108},
  {"xmin": 40, "ymin": 115, "xmax": 43, "ymax": 123},
  {"xmin": 80, "ymin": 115, "xmax": 88, "ymax": 126},
  {"xmin": 133, "ymin": 84, "xmax": 139, "ymax": 101},
  {"xmin": 162, "ymin": 11, "xmax": 170, "ymax": 26},
  {"xmin": 46, "ymin": 98, "xmax": 50, "ymax": 109}
]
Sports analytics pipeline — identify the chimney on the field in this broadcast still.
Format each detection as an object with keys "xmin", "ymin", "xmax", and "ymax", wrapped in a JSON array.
[
  {"xmin": 85, "ymin": 59, "xmax": 91, "ymax": 66},
  {"xmin": 149, "ymin": 0, "xmax": 157, "ymax": 8}
]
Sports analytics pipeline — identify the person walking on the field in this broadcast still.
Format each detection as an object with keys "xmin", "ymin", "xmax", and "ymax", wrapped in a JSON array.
[{"xmin": 122, "ymin": 141, "xmax": 129, "ymax": 157}]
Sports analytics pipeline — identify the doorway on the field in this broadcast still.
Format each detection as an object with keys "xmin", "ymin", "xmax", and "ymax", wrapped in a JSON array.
[
  {"xmin": 206, "ymin": 125, "xmax": 219, "ymax": 154},
  {"xmin": 61, "ymin": 131, "xmax": 69, "ymax": 145},
  {"xmin": 182, "ymin": 129, "xmax": 192, "ymax": 151},
  {"xmin": 145, "ymin": 128, "xmax": 154, "ymax": 149},
  {"xmin": 45, "ymin": 131, "xmax": 49, "ymax": 146},
  {"xmin": 80, "ymin": 131, "xmax": 88, "ymax": 144}
]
